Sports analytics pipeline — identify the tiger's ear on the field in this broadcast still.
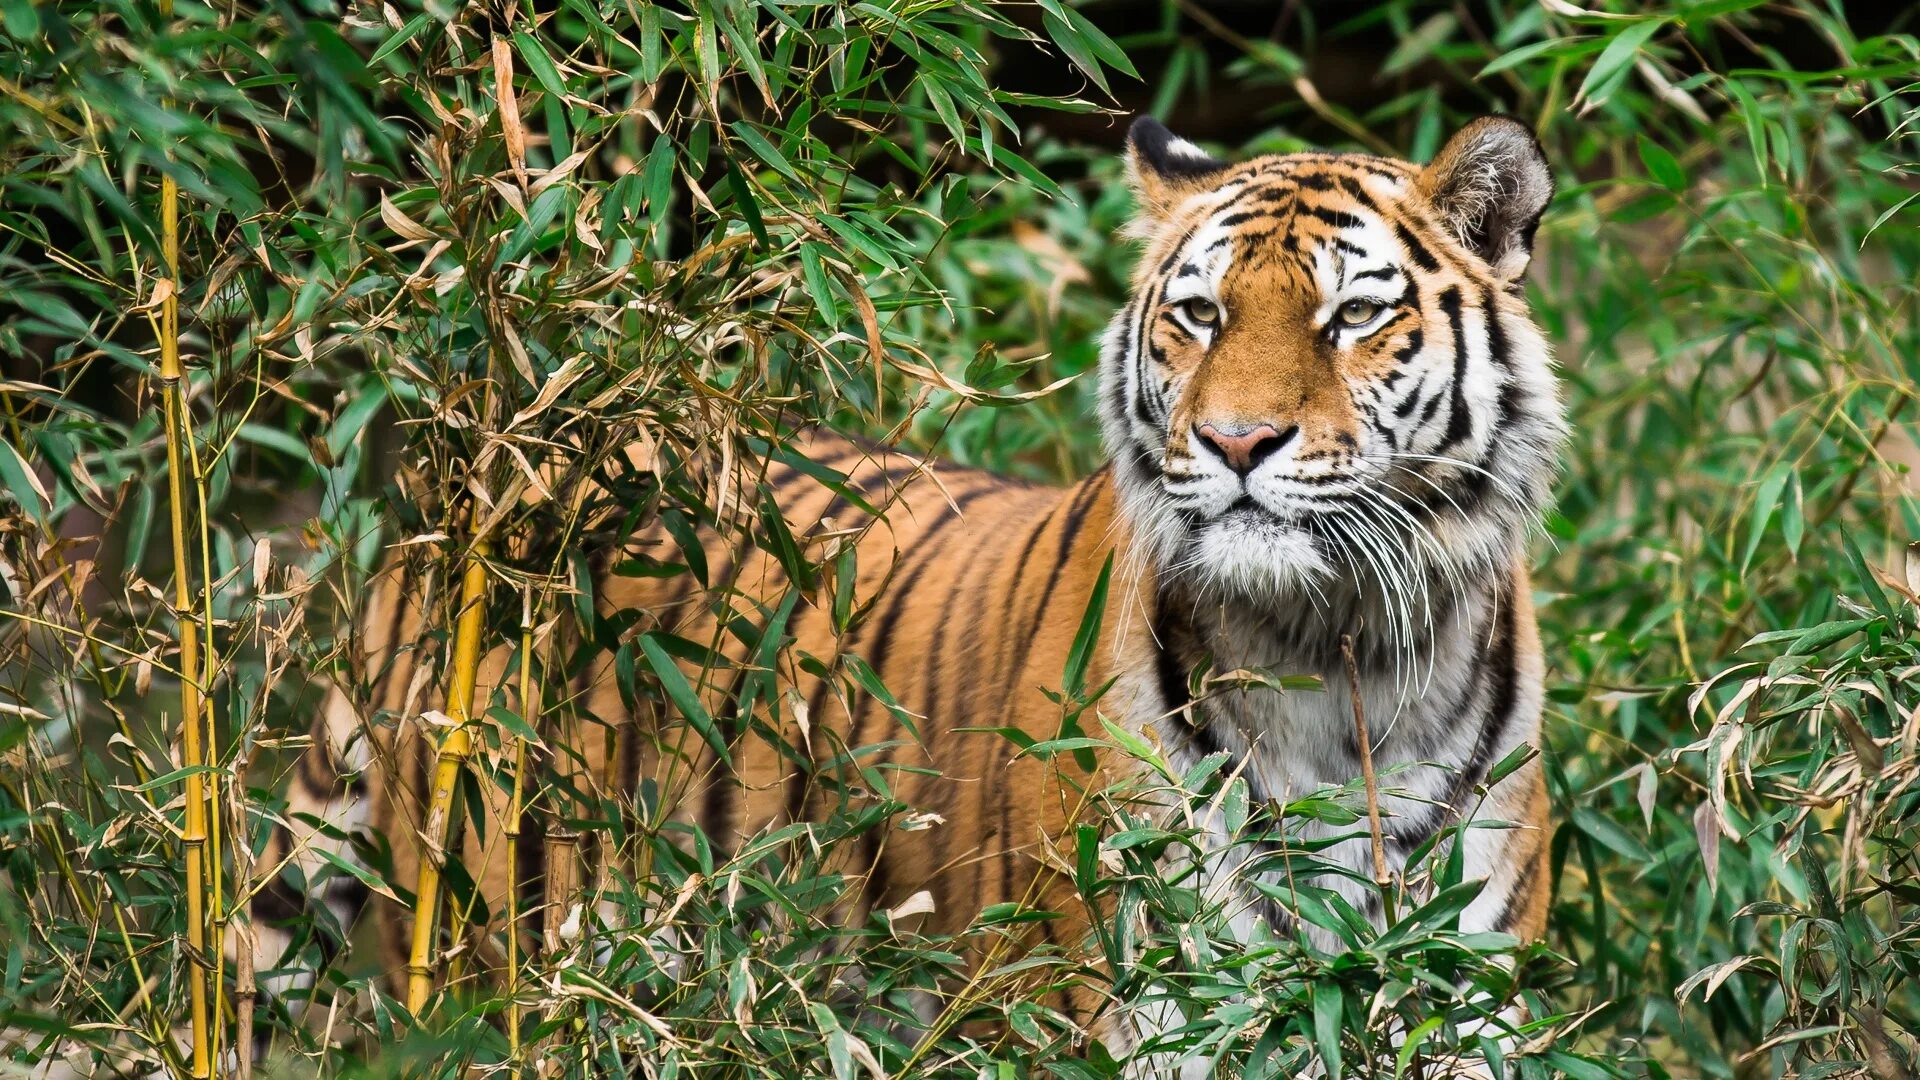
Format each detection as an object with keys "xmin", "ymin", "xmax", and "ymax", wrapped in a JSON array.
[
  {"xmin": 1125, "ymin": 115, "xmax": 1231, "ymax": 226},
  {"xmin": 1417, "ymin": 116, "xmax": 1553, "ymax": 281}
]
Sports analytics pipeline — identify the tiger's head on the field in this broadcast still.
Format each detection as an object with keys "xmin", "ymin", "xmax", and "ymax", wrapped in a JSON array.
[{"xmin": 1101, "ymin": 116, "xmax": 1567, "ymax": 610}]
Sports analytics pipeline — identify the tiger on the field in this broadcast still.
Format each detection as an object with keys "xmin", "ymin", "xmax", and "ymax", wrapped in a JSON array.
[{"xmin": 255, "ymin": 114, "xmax": 1566, "ymax": 1066}]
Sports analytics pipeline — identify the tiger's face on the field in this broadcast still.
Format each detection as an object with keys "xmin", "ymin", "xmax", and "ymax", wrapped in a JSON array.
[{"xmin": 1102, "ymin": 117, "xmax": 1567, "ymax": 607}]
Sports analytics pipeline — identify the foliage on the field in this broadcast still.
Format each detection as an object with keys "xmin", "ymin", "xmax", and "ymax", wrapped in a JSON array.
[{"xmin": 1, "ymin": 0, "xmax": 1917, "ymax": 1077}]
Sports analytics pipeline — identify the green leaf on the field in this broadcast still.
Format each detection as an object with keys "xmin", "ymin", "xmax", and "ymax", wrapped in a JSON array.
[
  {"xmin": 640, "ymin": 632, "xmax": 728, "ymax": 765},
  {"xmin": 513, "ymin": 30, "xmax": 569, "ymax": 102},
  {"xmin": 133, "ymin": 764, "xmax": 224, "ymax": 791},
  {"xmin": 721, "ymin": 154, "xmax": 768, "ymax": 248},
  {"xmin": 729, "ymin": 122, "xmax": 804, "ymax": 185},
  {"xmin": 844, "ymin": 654, "xmax": 920, "ymax": 743},
  {"xmin": 1480, "ymin": 35, "xmax": 1597, "ymax": 78},
  {"xmin": 1637, "ymin": 134, "xmax": 1686, "ymax": 192},
  {"xmin": 1039, "ymin": 11, "xmax": 1111, "ymax": 96},
  {"xmin": 1575, "ymin": 19, "xmax": 1667, "ymax": 108},
  {"xmin": 1311, "ymin": 981, "xmax": 1343, "ymax": 1079},
  {"xmin": 1063, "ymin": 552, "xmax": 1113, "ymax": 699},
  {"xmin": 1380, "ymin": 13, "xmax": 1457, "ymax": 78},
  {"xmin": 0, "ymin": 439, "xmax": 48, "ymax": 522},
  {"xmin": 369, "ymin": 12, "xmax": 432, "ymax": 66},
  {"xmin": 1395, "ymin": 1015, "xmax": 1446, "ymax": 1078},
  {"xmin": 799, "ymin": 242, "xmax": 840, "ymax": 326},
  {"xmin": 313, "ymin": 846, "xmax": 402, "ymax": 903},
  {"xmin": 486, "ymin": 705, "xmax": 540, "ymax": 744},
  {"xmin": 1571, "ymin": 806, "xmax": 1651, "ymax": 862},
  {"xmin": 1741, "ymin": 461, "xmax": 1791, "ymax": 572}
]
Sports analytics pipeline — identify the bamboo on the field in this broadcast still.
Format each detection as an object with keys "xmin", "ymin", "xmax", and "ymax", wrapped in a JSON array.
[
  {"xmin": 504, "ymin": 588, "xmax": 538, "ymax": 1056},
  {"xmin": 231, "ymin": 734, "xmax": 258, "ymax": 1079},
  {"xmin": 542, "ymin": 831, "xmax": 581, "ymax": 956},
  {"xmin": 404, "ymin": 535, "xmax": 491, "ymax": 1014},
  {"xmin": 1340, "ymin": 635, "xmax": 1392, "ymax": 908},
  {"xmin": 177, "ymin": 387, "xmax": 227, "ymax": 1071},
  {"xmin": 156, "ymin": 91, "xmax": 214, "ymax": 1080}
]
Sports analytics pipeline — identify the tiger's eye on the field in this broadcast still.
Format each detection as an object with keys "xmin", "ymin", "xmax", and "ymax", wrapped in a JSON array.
[
  {"xmin": 1179, "ymin": 298, "xmax": 1221, "ymax": 327},
  {"xmin": 1338, "ymin": 299, "xmax": 1383, "ymax": 326}
]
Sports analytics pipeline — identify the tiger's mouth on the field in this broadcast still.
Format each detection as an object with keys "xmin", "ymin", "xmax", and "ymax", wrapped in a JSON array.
[
  {"xmin": 1193, "ymin": 491, "xmax": 1322, "ymax": 528},
  {"xmin": 1178, "ymin": 493, "xmax": 1328, "ymax": 549}
]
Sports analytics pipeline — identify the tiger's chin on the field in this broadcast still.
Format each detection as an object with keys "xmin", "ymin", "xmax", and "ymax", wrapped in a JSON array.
[{"xmin": 1175, "ymin": 513, "xmax": 1337, "ymax": 601}]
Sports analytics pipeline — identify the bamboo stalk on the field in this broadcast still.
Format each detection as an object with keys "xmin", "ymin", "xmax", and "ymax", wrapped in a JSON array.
[
  {"xmin": 156, "ymin": 94, "xmax": 214, "ymax": 1080},
  {"xmin": 230, "ymin": 730, "xmax": 258, "ymax": 1079},
  {"xmin": 404, "ymin": 534, "xmax": 491, "ymax": 1015},
  {"xmin": 542, "ymin": 830, "xmax": 581, "ymax": 956},
  {"xmin": 1341, "ymin": 635, "xmax": 1393, "ymax": 914},
  {"xmin": 504, "ymin": 587, "xmax": 538, "ymax": 1056},
  {"xmin": 176, "ymin": 391, "xmax": 227, "ymax": 1071}
]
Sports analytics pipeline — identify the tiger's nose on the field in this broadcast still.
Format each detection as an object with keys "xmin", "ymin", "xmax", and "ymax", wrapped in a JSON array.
[{"xmin": 1195, "ymin": 422, "xmax": 1295, "ymax": 475}]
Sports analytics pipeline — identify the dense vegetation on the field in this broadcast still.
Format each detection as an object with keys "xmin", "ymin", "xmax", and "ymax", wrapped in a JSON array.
[{"xmin": 1, "ymin": 0, "xmax": 1916, "ymax": 1076}]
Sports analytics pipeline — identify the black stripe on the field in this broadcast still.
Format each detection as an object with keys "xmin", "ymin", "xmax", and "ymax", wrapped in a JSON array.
[
  {"xmin": 992, "ymin": 499, "xmax": 1064, "ymax": 715},
  {"xmin": 1447, "ymin": 585, "xmax": 1520, "ymax": 813},
  {"xmin": 1392, "ymin": 326, "xmax": 1425, "ymax": 366},
  {"xmin": 1491, "ymin": 836, "xmax": 1543, "ymax": 933},
  {"xmin": 1022, "ymin": 473, "xmax": 1106, "ymax": 645},
  {"xmin": 1132, "ymin": 283, "xmax": 1165, "ymax": 430},
  {"xmin": 1394, "ymin": 373, "xmax": 1430, "ymax": 420},
  {"xmin": 849, "ymin": 483, "xmax": 1004, "ymax": 905},
  {"xmin": 1435, "ymin": 287, "xmax": 1474, "ymax": 453},
  {"xmin": 995, "ymin": 474, "xmax": 1105, "ymax": 904},
  {"xmin": 1300, "ymin": 204, "xmax": 1363, "ymax": 230},
  {"xmin": 926, "ymin": 494, "xmax": 1020, "ymax": 880},
  {"xmin": 1151, "ymin": 591, "xmax": 1225, "ymax": 763},
  {"xmin": 1394, "ymin": 221, "xmax": 1440, "ymax": 272},
  {"xmin": 1482, "ymin": 287, "xmax": 1513, "ymax": 370},
  {"xmin": 1334, "ymin": 174, "xmax": 1379, "ymax": 210}
]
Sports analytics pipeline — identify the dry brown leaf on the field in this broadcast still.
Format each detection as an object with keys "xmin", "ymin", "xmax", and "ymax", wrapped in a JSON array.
[
  {"xmin": 573, "ymin": 187, "xmax": 605, "ymax": 253},
  {"xmin": 1694, "ymin": 801, "xmax": 1721, "ymax": 894},
  {"xmin": 497, "ymin": 321, "xmax": 538, "ymax": 386},
  {"xmin": 529, "ymin": 149, "xmax": 592, "ymax": 198},
  {"xmin": 486, "ymin": 175, "xmax": 529, "ymax": 220},
  {"xmin": 508, "ymin": 354, "xmax": 588, "ymax": 430},
  {"xmin": 380, "ymin": 192, "xmax": 436, "ymax": 243},
  {"xmin": 141, "ymin": 277, "xmax": 176, "ymax": 311},
  {"xmin": 492, "ymin": 36, "xmax": 526, "ymax": 188}
]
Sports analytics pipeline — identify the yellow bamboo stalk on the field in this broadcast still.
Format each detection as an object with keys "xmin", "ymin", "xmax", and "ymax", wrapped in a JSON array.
[
  {"xmin": 504, "ymin": 588, "xmax": 538, "ymax": 1055},
  {"xmin": 404, "ymin": 533, "xmax": 491, "ymax": 1015},
  {"xmin": 176, "ymin": 383, "xmax": 227, "ymax": 1071},
  {"xmin": 156, "ymin": 102, "xmax": 213, "ymax": 1080}
]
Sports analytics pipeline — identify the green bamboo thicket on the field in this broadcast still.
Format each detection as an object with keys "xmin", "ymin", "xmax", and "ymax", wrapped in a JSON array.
[{"xmin": 0, "ymin": 1, "xmax": 1915, "ymax": 1076}]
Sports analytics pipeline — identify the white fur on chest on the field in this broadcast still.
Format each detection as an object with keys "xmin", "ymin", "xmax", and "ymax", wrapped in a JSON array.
[{"xmin": 1138, "ymin": 587, "xmax": 1541, "ymax": 950}]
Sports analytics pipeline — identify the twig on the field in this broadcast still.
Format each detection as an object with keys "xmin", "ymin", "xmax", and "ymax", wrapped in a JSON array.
[{"xmin": 1341, "ymin": 635, "xmax": 1392, "ymax": 900}]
